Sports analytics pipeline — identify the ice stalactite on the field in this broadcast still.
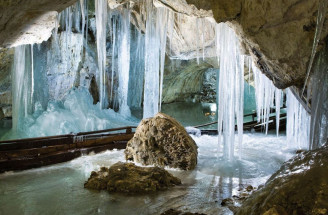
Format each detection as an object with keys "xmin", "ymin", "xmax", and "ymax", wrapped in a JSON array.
[
  {"xmin": 128, "ymin": 27, "xmax": 145, "ymax": 109},
  {"xmin": 110, "ymin": 13, "xmax": 117, "ymax": 108},
  {"xmin": 251, "ymin": 61, "xmax": 283, "ymax": 135},
  {"xmin": 196, "ymin": 18, "xmax": 200, "ymax": 65},
  {"xmin": 95, "ymin": 0, "xmax": 108, "ymax": 109},
  {"xmin": 215, "ymin": 23, "xmax": 244, "ymax": 160},
  {"xmin": 159, "ymin": 10, "xmax": 170, "ymax": 111},
  {"xmin": 12, "ymin": 45, "xmax": 34, "ymax": 133},
  {"xmin": 309, "ymin": 49, "xmax": 328, "ymax": 150},
  {"xmin": 117, "ymin": 8, "xmax": 131, "ymax": 117},
  {"xmin": 143, "ymin": 0, "xmax": 169, "ymax": 118},
  {"xmin": 286, "ymin": 89, "xmax": 310, "ymax": 149},
  {"xmin": 301, "ymin": 0, "xmax": 328, "ymax": 96},
  {"xmin": 275, "ymin": 88, "xmax": 282, "ymax": 136}
]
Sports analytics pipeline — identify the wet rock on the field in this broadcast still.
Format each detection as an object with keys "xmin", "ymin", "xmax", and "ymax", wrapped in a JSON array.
[
  {"xmin": 84, "ymin": 162, "xmax": 181, "ymax": 193},
  {"xmin": 125, "ymin": 113, "xmax": 198, "ymax": 170},
  {"xmin": 221, "ymin": 198, "xmax": 234, "ymax": 206},
  {"xmin": 245, "ymin": 185, "xmax": 254, "ymax": 192},
  {"xmin": 161, "ymin": 209, "xmax": 206, "ymax": 215},
  {"xmin": 236, "ymin": 146, "xmax": 328, "ymax": 215}
]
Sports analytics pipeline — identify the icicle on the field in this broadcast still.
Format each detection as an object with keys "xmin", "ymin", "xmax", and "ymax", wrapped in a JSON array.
[
  {"xmin": 301, "ymin": 0, "xmax": 328, "ymax": 97},
  {"xmin": 168, "ymin": 12, "xmax": 174, "ymax": 55},
  {"xmin": 128, "ymin": 27, "xmax": 145, "ymax": 108},
  {"xmin": 110, "ymin": 14, "xmax": 116, "ymax": 106},
  {"xmin": 159, "ymin": 9, "xmax": 169, "ymax": 111},
  {"xmin": 275, "ymin": 88, "xmax": 282, "ymax": 136},
  {"xmin": 143, "ymin": 1, "xmax": 168, "ymax": 118},
  {"xmin": 251, "ymin": 63, "xmax": 279, "ymax": 134},
  {"xmin": 236, "ymin": 55, "xmax": 245, "ymax": 159},
  {"xmin": 215, "ymin": 23, "xmax": 244, "ymax": 160},
  {"xmin": 286, "ymin": 89, "xmax": 310, "ymax": 149},
  {"xmin": 196, "ymin": 17, "xmax": 200, "ymax": 65},
  {"xmin": 201, "ymin": 18, "xmax": 205, "ymax": 61},
  {"xmin": 95, "ymin": 0, "xmax": 108, "ymax": 109},
  {"xmin": 31, "ymin": 44, "xmax": 34, "ymax": 107},
  {"xmin": 309, "ymin": 51, "xmax": 328, "ymax": 150},
  {"xmin": 12, "ymin": 45, "xmax": 34, "ymax": 132},
  {"xmin": 117, "ymin": 7, "xmax": 131, "ymax": 117}
]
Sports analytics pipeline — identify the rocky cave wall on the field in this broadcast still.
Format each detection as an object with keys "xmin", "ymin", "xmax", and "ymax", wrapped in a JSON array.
[{"xmin": 0, "ymin": 0, "xmax": 327, "ymax": 117}]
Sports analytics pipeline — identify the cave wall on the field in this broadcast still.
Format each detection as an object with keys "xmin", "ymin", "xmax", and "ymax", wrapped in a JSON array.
[
  {"xmin": 0, "ymin": 0, "xmax": 327, "ymax": 115},
  {"xmin": 186, "ymin": 0, "xmax": 328, "ymax": 90}
]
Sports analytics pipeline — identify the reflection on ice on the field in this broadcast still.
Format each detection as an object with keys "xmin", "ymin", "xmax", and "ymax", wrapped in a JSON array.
[{"xmin": 0, "ymin": 133, "xmax": 294, "ymax": 214}]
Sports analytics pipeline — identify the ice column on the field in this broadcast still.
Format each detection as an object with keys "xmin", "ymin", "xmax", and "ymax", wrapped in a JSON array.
[
  {"xmin": 286, "ymin": 89, "xmax": 310, "ymax": 149},
  {"xmin": 143, "ymin": 1, "xmax": 168, "ymax": 118},
  {"xmin": 309, "ymin": 52, "xmax": 328, "ymax": 150},
  {"xmin": 95, "ymin": 0, "xmax": 108, "ymax": 109},
  {"xmin": 128, "ymin": 27, "xmax": 145, "ymax": 108},
  {"xmin": 216, "ymin": 23, "xmax": 244, "ymax": 160},
  {"xmin": 12, "ymin": 45, "xmax": 34, "ymax": 132},
  {"xmin": 117, "ymin": 8, "xmax": 131, "ymax": 117}
]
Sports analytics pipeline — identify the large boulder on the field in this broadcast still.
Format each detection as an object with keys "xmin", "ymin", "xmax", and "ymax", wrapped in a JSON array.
[
  {"xmin": 84, "ymin": 162, "xmax": 181, "ymax": 193},
  {"xmin": 125, "ymin": 113, "xmax": 198, "ymax": 170},
  {"xmin": 236, "ymin": 146, "xmax": 328, "ymax": 215}
]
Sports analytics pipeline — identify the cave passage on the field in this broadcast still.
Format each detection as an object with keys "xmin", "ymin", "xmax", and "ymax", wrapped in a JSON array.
[{"xmin": 0, "ymin": 0, "xmax": 325, "ymax": 214}]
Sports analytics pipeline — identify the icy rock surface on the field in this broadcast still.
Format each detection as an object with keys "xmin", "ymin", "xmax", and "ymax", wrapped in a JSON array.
[
  {"xmin": 125, "ymin": 113, "xmax": 198, "ymax": 170},
  {"xmin": 236, "ymin": 146, "xmax": 328, "ymax": 215}
]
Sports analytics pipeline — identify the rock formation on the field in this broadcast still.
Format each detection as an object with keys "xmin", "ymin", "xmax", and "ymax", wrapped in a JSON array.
[
  {"xmin": 84, "ymin": 162, "xmax": 181, "ymax": 193},
  {"xmin": 125, "ymin": 113, "xmax": 198, "ymax": 170},
  {"xmin": 1, "ymin": 0, "xmax": 327, "ymax": 91},
  {"xmin": 161, "ymin": 209, "xmax": 206, "ymax": 215},
  {"xmin": 236, "ymin": 146, "xmax": 328, "ymax": 215}
]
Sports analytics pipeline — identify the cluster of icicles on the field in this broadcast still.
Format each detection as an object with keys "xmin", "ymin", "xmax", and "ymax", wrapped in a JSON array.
[{"xmin": 12, "ymin": 0, "xmax": 314, "ymax": 159}]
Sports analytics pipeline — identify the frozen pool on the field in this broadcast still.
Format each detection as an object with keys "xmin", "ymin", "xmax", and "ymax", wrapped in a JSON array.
[{"xmin": 0, "ymin": 133, "xmax": 296, "ymax": 215}]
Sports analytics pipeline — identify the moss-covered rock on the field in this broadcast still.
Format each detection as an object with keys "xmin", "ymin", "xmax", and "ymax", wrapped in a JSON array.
[{"xmin": 84, "ymin": 162, "xmax": 181, "ymax": 193}]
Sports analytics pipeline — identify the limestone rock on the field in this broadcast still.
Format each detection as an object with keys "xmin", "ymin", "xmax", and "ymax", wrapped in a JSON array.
[
  {"xmin": 125, "ymin": 113, "xmax": 198, "ymax": 170},
  {"xmin": 84, "ymin": 162, "xmax": 181, "ymax": 193},
  {"xmin": 236, "ymin": 146, "xmax": 328, "ymax": 215}
]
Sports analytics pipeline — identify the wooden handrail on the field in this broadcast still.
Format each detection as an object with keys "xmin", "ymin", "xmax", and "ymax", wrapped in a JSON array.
[
  {"xmin": 0, "ymin": 126, "xmax": 137, "ymax": 144},
  {"xmin": 193, "ymin": 112, "xmax": 287, "ymax": 129}
]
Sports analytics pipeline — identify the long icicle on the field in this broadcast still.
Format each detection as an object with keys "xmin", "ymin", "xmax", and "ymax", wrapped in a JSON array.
[
  {"xmin": 301, "ymin": 0, "xmax": 328, "ymax": 97},
  {"xmin": 95, "ymin": 0, "xmax": 108, "ymax": 109}
]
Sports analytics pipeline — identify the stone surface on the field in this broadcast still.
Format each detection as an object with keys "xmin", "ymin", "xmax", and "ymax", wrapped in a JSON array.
[
  {"xmin": 84, "ymin": 162, "xmax": 181, "ymax": 193},
  {"xmin": 236, "ymin": 146, "xmax": 328, "ymax": 215},
  {"xmin": 1, "ymin": 0, "xmax": 328, "ymax": 90},
  {"xmin": 0, "ymin": 0, "xmax": 77, "ymax": 48},
  {"xmin": 162, "ymin": 58, "xmax": 217, "ymax": 103},
  {"xmin": 160, "ymin": 209, "xmax": 206, "ymax": 215},
  {"xmin": 186, "ymin": 0, "xmax": 328, "ymax": 89},
  {"xmin": 125, "ymin": 112, "xmax": 198, "ymax": 170}
]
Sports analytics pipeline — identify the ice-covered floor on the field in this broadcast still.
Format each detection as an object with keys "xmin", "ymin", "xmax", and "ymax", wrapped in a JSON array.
[{"xmin": 0, "ymin": 133, "xmax": 296, "ymax": 215}]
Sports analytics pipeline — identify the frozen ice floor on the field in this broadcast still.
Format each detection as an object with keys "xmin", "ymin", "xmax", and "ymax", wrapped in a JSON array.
[{"xmin": 0, "ymin": 133, "xmax": 296, "ymax": 215}]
